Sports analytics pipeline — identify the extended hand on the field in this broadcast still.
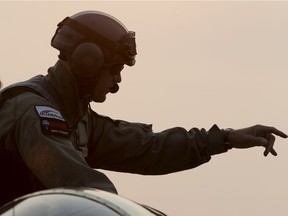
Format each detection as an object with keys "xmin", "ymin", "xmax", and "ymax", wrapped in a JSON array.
[{"xmin": 228, "ymin": 125, "xmax": 287, "ymax": 156}]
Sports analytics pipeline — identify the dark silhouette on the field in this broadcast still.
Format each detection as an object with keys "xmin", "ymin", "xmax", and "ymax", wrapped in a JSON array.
[{"xmin": 0, "ymin": 10, "xmax": 287, "ymax": 206}]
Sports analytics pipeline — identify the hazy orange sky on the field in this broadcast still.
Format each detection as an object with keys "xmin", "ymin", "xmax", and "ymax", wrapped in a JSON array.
[{"xmin": 1, "ymin": 1, "xmax": 288, "ymax": 215}]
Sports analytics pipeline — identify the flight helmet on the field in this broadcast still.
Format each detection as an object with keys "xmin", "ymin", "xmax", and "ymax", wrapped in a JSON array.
[{"xmin": 51, "ymin": 11, "xmax": 137, "ymax": 98}]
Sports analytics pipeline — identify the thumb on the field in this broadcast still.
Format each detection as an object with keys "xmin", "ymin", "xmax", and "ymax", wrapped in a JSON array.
[
  {"xmin": 231, "ymin": 134, "xmax": 268, "ymax": 148},
  {"xmin": 249, "ymin": 136, "xmax": 268, "ymax": 147}
]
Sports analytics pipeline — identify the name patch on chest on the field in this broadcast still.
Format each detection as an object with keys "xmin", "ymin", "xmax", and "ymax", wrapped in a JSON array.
[{"xmin": 35, "ymin": 106, "xmax": 70, "ymax": 138}]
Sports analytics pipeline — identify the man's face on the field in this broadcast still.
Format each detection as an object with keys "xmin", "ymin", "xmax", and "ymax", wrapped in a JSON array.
[{"xmin": 91, "ymin": 63, "xmax": 124, "ymax": 102}]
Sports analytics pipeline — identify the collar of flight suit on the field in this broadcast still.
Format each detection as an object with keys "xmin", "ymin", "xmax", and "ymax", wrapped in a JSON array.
[{"xmin": 44, "ymin": 61, "xmax": 89, "ymax": 122}]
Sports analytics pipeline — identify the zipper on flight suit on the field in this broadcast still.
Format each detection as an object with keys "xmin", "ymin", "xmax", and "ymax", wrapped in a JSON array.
[{"xmin": 74, "ymin": 121, "xmax": 88, "ymax": 158}]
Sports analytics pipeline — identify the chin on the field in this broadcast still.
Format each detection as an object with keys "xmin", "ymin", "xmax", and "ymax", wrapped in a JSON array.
[{"xmin": 92, "ymin": 96, "xmax": 106, "ymax": 103}]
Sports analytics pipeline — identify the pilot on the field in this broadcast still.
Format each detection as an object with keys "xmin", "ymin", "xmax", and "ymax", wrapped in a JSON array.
[{"xmin": 0, "ymin": 10, "xmax": 287, "ymax": 206}]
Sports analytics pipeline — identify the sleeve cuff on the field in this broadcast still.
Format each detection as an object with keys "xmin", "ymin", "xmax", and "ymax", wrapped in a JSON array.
[{"xmin": 207, "ymin": 124, "xmax": 229, "ymax": 155}]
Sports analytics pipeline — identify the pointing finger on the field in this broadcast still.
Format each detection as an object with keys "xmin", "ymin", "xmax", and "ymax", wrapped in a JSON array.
[{"xmin": 260, "ymin": 126, "xmax": 288, "ymax": 138}]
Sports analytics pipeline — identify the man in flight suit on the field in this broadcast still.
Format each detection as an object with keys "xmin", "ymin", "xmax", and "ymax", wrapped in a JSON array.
[{"xmin": 0, "ymin": 10, "xmax": 287, "ymax": 206}]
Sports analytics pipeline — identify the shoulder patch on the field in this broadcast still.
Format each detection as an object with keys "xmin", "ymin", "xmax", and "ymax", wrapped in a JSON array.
[
  {"xmin": 34, "ymin": 106, "xmax": 70, "ymax": 138},
  {"xmin": 35, "ymin": 105, "xmax": 64, "ymax": 121}
]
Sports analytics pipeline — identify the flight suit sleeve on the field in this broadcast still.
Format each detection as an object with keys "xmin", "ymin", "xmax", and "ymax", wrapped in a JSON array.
[
  {"xmin": 5, "ymin": 93, "xmax": 117, "ymax": 193},
  {"xmin": 87, "ymin": 111, "xmax": 228, "ymax": 175}
]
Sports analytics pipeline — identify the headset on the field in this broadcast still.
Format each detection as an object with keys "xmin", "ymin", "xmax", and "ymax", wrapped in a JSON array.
[
  {"xmin": 51, "ymin": 14, "xmax": 136, "ymax": 96},
  {"xmin": 52, "ymin": 16, "xmax": 136, "ymax": 78},
  {"xmin": 53, "ymin": 17, "xmax": 113, "ymax": 78}
]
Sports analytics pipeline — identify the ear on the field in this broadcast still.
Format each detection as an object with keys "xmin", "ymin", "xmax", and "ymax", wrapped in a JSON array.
[{"xmin": 71, "ymin": 42, "xmax": 104, "ymax": 77}]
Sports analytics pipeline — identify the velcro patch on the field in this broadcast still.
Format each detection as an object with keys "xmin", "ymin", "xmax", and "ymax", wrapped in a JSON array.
[
  {"xmin": 35, "ymin": 106, "xmax": 70, "ymax": 138},
  {"xmin": 35, "ymin": 105, "xmax": 65, "ymax": 121},
  {"xmin": 40, "ymin": 118, "xmax": 70, "ymax": 138}
]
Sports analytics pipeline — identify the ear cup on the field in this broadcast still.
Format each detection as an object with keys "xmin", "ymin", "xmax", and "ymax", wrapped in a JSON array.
[{"xmin": 71, "ymin": 42, "xmax": 104, "ymax": 77}]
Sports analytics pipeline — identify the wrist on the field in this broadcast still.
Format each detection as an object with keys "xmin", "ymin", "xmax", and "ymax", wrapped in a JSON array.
[{"xmin": 222, "ymin": 128, "xmax": 233, "ymax": 150}]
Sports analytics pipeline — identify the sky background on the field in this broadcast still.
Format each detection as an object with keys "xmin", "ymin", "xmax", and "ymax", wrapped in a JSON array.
[{"xmin": 1, "ymin": 1, "xmax": 288, "ymax": 215}]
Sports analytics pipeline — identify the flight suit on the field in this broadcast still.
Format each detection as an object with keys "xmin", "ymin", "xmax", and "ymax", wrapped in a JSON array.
[{"xmin": 0, "ymin": 61, "xmax": 228, "ymax": 205}]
